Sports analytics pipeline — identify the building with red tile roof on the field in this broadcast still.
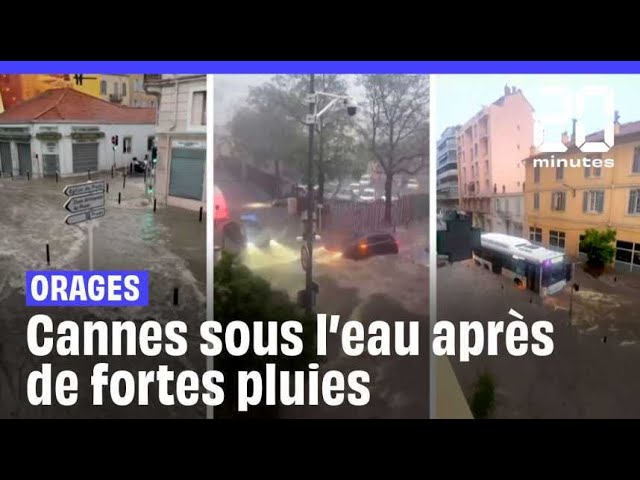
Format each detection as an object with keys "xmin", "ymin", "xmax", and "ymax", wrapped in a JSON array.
[{"xmin": 0, "ymin": 88, "xmax": 156, "ymax": 178}]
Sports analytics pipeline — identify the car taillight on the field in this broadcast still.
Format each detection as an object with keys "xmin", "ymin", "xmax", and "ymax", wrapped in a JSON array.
[{"xmin": 359, "ymin": 242, "xmax": 367, "ymax": 251}]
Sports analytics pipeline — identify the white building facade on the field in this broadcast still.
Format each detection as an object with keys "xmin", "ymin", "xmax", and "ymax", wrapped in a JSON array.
[
  {"xmin": 144, "ymin": 74, "xmax": 207, "ymax": 211},
  {"xmin": 0, "ymin": 123, "xmax": 154, "ymax": 177}
]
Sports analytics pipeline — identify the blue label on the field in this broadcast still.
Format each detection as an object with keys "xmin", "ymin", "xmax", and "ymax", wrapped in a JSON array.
[{"xmin": 25, "ymin": 271, "xmax": 149, "ymax": 307}]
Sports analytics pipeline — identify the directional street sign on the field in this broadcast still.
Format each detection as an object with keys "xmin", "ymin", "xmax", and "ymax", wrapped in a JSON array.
[
  {"xmin": 64, "ymin": 192, "xmax": 105, "ymax": 213},
  {"xmin": 65, "ymin": 207, "xmax": 106, "ymax": 225},
  {"xmin": 63, "ymin": 180, "xmax": 105, "ymax": 197}
]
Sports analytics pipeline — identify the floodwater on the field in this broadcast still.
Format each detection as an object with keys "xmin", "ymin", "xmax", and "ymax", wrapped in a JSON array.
[{"xmin": 0, "ymin": 173, "xmax": 206, "ymax": 418}]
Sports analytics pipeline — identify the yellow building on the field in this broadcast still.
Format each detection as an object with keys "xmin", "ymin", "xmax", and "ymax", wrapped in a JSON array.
[
  {"xmin": 524, "ymin": 121, "xmax": 640, "ymax": 273},
  {"xmin": 98, "ymin": 74, "xmax": 157, "ymax": 107}
]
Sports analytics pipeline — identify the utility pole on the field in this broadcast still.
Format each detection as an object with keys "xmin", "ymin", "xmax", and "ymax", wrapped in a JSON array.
[{"xmin": 305, "ymin": 74, "xmax": 316, "ymax": 316}]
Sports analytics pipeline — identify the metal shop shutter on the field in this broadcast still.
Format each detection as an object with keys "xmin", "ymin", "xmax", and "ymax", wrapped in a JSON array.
[
  {"xmin": 17, "ymin": 143, "xmax": 32, "ymax": 176},
  {"xmin": 72, "ymin": 143, "xmax": 98, "ymax": 173},
  {"xmin": 169, "ymin": 148, "xmax": 205, "ymax": 200},
  {"xmin": 0, "ymin": 142, "xmax": 12, "ymax": 174},
  {"xmin": 43, "ymin": 154, "xmax": 59, "ymax": 176}
]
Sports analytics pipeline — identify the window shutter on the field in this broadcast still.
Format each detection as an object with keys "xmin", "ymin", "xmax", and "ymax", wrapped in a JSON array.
[
  {"xmin": 583, "ymin": 191, "xmax": 588, "ymax": 212},
  {"xmin": 596, "ymin": 191, "xmax": 604, "ymax": 212},
  {"xmin": 584, "ymin": 167, "xmax": 590, "ymax": 178},
  {"xmin": 629, "ymin": 190, "xmax": 635, "ymax": 214}
]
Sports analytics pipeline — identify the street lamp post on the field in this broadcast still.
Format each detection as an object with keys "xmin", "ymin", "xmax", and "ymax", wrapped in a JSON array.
[{"xmin": 300, "ymin": 77, "xmax": 357, "ymax": 315}]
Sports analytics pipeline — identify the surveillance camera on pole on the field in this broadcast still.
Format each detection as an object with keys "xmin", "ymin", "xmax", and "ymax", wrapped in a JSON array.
[
  {"xmin": 344, "ymin": 96, "xmax": 357, "ymax": 116},
  {"xmin": 309, "ymin": 91, "xmax": 358, "ymax": 121}
]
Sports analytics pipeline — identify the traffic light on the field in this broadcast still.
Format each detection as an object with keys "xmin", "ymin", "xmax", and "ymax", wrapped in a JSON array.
[
  {"xmin": 111, "ymin": 135, "xmax": 119, "ymax": 146},
  {"xmin": 151, "ymin": 147, "xmax": 158, "ymax": 165}
]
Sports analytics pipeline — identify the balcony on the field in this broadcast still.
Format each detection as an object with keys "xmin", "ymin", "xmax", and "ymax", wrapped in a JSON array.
[
  {"xmin": 109, "ymin": 94, "xmax": 123, "ymax": 104},
  {"xmin": 437, "ymin": 169, "xmax": 458, "ymax": 182},
  {"xmin": 143, "ymin": 74, "xmax": 162, "ymax": 85}
]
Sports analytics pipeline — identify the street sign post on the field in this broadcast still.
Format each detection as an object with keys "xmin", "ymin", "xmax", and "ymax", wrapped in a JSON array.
[
  {"xmin": 63, "ymin": 180, "xmax": 106, "ymax": 270},
  {"xmin": 63, "ymin": 180, "xmax": 105, "ymax": 197}
]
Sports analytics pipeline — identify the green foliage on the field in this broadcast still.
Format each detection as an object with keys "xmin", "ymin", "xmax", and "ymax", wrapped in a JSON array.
[
  {"xmin": 213, "ymin": 252, "xmax": 317, "ymax": 416},
  {"xmin": 469, "ymin": 372, "xmax": 496, "ymax": 419},
  {"xmin": 579, "ymin": 228, "xmax": 616, "ymax": 268}
]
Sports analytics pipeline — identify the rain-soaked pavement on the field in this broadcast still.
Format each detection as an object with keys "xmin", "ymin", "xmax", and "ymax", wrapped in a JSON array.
[
  {"xmin": 439, "ymin": 260, "xmax": 640, "ymax": 418},
  {"xmin": 0, "ymin": 173, "xmax": 206, "ymax": 418},
  {"xmin": 215, "ymin": 167, "xmax": 429, "ymax": 418}
]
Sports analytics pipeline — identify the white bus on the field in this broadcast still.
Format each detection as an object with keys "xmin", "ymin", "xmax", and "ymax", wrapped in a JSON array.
[{"xmin": 472, "ymin": 232, "xmax": 572, "ymax": 296}]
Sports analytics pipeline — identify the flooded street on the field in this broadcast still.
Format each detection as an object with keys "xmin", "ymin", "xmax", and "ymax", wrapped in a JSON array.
[{"xmin": 0, "ymin": 173, "xmax": 206, "ymax": 418}]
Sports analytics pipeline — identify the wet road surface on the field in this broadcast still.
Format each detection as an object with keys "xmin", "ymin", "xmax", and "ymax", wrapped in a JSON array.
[
  {"xmin": 215, "ymin": 167, "xmax": 429, "ymax": 418},
  {"xmin": 0, "ymin": 173, "xmax": 206, "ymax": 418},
  {"xmin": 438, "ymin": 260, "xmax": 640, "ymax": 418}
]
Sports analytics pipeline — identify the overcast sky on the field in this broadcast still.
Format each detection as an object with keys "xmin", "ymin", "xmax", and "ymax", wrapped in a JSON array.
[
  {"xmin": 436, "ymin": 74, "xmax": 640, "ymax": 143},
  {"xmin": 213, "ymin": 74, "xmax": 367, "ymax": 127}
]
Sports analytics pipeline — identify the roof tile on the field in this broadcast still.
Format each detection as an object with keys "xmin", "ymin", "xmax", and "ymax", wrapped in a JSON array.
[{"xmin": 0, "ymin": 88, "xmax": 156, "ymax": 124}]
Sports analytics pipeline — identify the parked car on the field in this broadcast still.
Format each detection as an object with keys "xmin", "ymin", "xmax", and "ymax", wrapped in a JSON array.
[
  {"xmin": 342, "ymin": 232, "xmax": 399, "ymax": 260},
  {"xmin": 132, "ymin": 157, "xmax": 149, "ymax": 174},
  {"xmin": 349, "ymin": 182, "xmax": 361, "ymax": 196},
  {"xmin": 359, "ymin": 188, "xmax": 376, "ymax": 203},
  {"xmin": 335, "ymin": 189, "xmax": 353, "ymax": 201},
  {"xmin": 406, "ymin": 178, "xmax": 419, "ymax": 190},
  {"xmin": 359, "ymin": 174, "xmax": 371, "ymax": 186},
  {"xmin": 381, "ymin": 193, "xmax": 399, "ymax": 202}
]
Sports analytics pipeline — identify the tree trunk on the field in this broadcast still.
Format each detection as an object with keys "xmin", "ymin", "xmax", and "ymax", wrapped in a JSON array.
[{"xmin": 384, "ymin": 174, "xmax": 393, "ymax": 225}]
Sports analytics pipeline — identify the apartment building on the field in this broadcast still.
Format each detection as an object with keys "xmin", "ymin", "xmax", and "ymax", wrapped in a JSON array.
[
  {"xmin": 524, "ymin": 119, "xmax": 640, "ymax": 273},
  {"xmin": 457, "ymin": 86, "xmax": 534, "ymax": 231},
  {"xmin": 436, "ymin": 125, "xmax": 460, "ymax": 210}
]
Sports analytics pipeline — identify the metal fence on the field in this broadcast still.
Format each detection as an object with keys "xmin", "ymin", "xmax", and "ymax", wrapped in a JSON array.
[{"xmin": 323, "ymin": 194, "xmax": 428, "ymax": 233}]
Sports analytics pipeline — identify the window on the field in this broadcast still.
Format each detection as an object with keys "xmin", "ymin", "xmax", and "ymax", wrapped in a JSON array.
[
  {"xmin": 122, "ymin": 82, "xmax": 127, "ymax": 96},
  {"xmin": 629, "ymin": 189, "xmax": 640, "ymax": 214},
  {"xmin": 556, "ymin": 164, "xmax": 564, "ymax": 180},
  {"xmin": 583, "ymin": 190, "xmax": 605, "ymax": 213},
  {"xmin": 584, "ymin": 164, "xmax": 602, "ymax": 178},
  {"xmin": 634, "ymin": 147, "xmax": 640, "ymax": 173},
  {"xmin": 504, "ymin": 198, "xmax": 509, "ymax": 211},
  {"xmin": 190, "ymin": 90, "xmax": 207, "ymax": 127},
  {"xmin": 533, "ymin": 192, "xmax": 540, "ymax": 210},
  {"xmin": 534, "ymin": 165, "xmax": 540, "ymax": 183},
  {"xmin": 114, "ymin": 83, "xmax": 119, "ymax": 96},
  {"xmin": 515, "ymin": 198, "xmax": 521, "ymax": 215},
  {"xmin": 529, "ymin": 227, "xmax": 542, "ymax": 243},
  {"xmin": 123, "ymin": 137, "xmax": 132, "ymax": 154},
  {"xmin": 549, "ymin": 230, "xmax": 566, "ymax": 250},
  {"xmin": 100, "ymin": 80, "xmax": 107, "ymax": 95},
  {"xmin": 551, "ymin": 191, "xmax": 566, "ymax": 211},
  {"xmin": 485, "ymin": 160, "xmax": 488, "ymax": 174},
  {"xmin": 147, "ymin": 136, "xmax": 155, "ymax": 151},
  {"xmin": 495, "ymin": 198, "xmax": 501, "ymax": 212}
]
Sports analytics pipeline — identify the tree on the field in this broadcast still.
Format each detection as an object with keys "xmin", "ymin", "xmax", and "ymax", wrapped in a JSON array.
[
  {"xmin": 214, "ymin": 252, "xmax": 317, "ymax": 418},
  {"xmin": 469, "ymin": 371, "xmax": 496, "ymax": 419},
  {"xmin": 249, "ymin": 75, "xmax": 362, "ymax": 203},
  {"xmin": 229, "ymin": 104, "xmax": 305, "ymax": 198},
  {"xmin": 580, "ymin": 228, "xmax": 616, "ymax": 273},
  {"xmin": 359, "ymin": 75, "xmax": 429, "ymax": 223}
]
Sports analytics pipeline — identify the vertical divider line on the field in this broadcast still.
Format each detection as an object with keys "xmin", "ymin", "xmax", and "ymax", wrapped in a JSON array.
[
  {"xmin": 428, "ymin": 75, "xmax": 438, "ymax": 419},
  {"xmin": 206, "ymin": 73, "xmax": 215, "ymax": 420}
]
